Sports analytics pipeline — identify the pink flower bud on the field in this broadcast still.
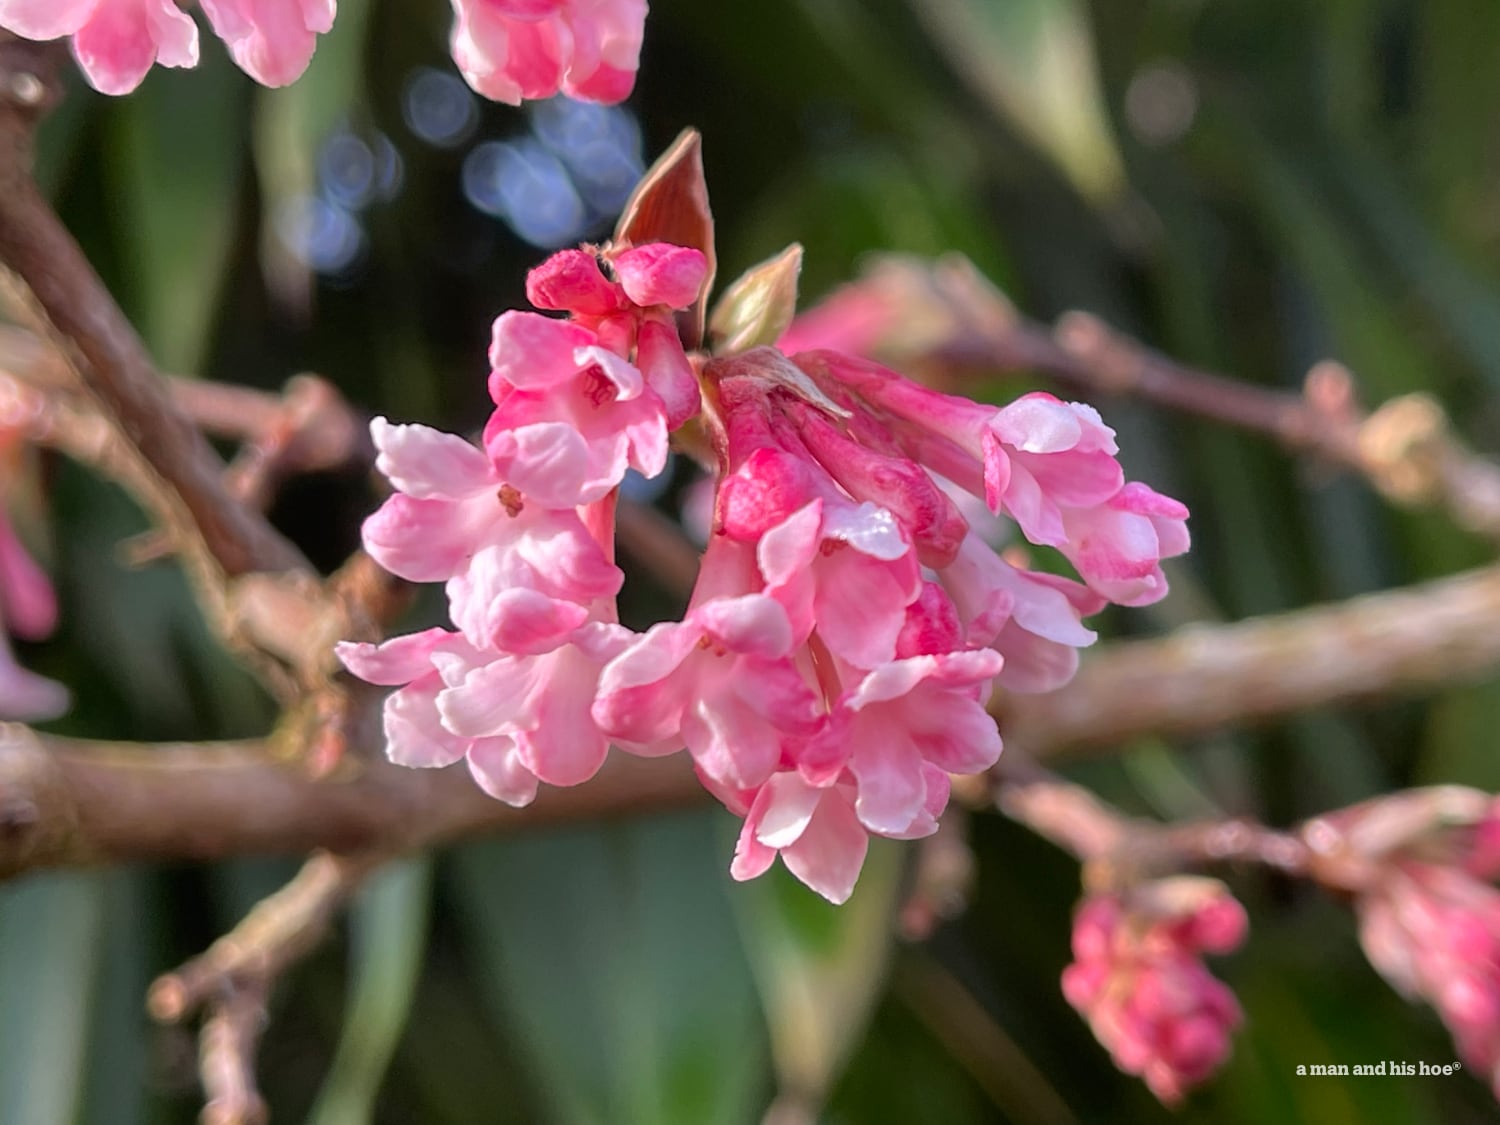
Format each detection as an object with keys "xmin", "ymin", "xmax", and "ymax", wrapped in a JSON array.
[
  {"xmin": 611, "ymin": 243, "xmax": 709, "ymax": 310},
  {"xmin": 526, "ymin": 249, "xmax": 625, "ymax": 317},
  {"xmin": 1063, "ymin": 879, "xmax": 1246, "ymax": 1105}
]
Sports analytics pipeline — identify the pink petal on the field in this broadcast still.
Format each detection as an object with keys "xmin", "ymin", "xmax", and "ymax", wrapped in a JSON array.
[
  {"xmin": 466, "ymin": 736, "xmax": 539, "ymax": 807},
  {"xmin": 488, "ymin": 311, "xmax": 595, "ymax": 397},
  {"xmin": 682, "ymin": 689, "xmax": 782, "ymax": 790},
  {"xmin": 848, "ymin": 719, "xmax": 929, "ymax": 835},
  {"xmin": 361, "ymin": 494, "xmax": 479, "ymax": 583},
  {"xmin": 482, "ymin": 588, "xmax": 590, "ymax": 654},
  {"xmin": 199, "ymin": 0, "xmax": 330, "ymax": 87},
  {"xmin": 515, "ymin": 644, "xmax": 610, "ymax": 786},
  {"xmin": 753, "ymin": 772, "xmax": 823, "ymax": 848},
  {"xmin": 756, "ymin": 500, "xmax": 822, "ymax": 590},
  {"xmin": 437, "ymin": 653, "xmax": 547, "ymax": 739},
  {"xmin": 371, "ymin": 417, "xmax": 494, "ymax": 499},
  {"xmin": 384, "ymin": 674, "xmax": 468, "ymax": 768},
  {"xmin": 612, "ymin": 244, "xmax": 709, "ymax": 310},
  {"xmin": 782, "ymin": 792, "xmax": 869, "ymax": 904},
  {"xmin": 0, "ymin": 0, "xmax": 98, "ymax": 39},
  {"xmin": 0, "ymin": 515, "xmax": 57, "ymax": 641},
  {"xmin": 72, "ymin": 0, "xmax": 200, "ymax": 95},
  {"xmin": 695, "ymin": 594, "xmax": 794, "ymax": 660},
  {"xmin": 637, "ymin": 318, "xmax": 700, "ymax": 431},
  {"xmin": 335, "ymin": 628, "xmax": 451, "ymax": 686},
  {"xmin": 812, "ymin": 541, "xmax": 920, "ymax": 668},
  {"xmin": 526, "ymin": 248, "xmax": 624, "ymax": 315},
  {"xmin": 486, "ymin": 422, "xmax": 594, "ymax": 507}
]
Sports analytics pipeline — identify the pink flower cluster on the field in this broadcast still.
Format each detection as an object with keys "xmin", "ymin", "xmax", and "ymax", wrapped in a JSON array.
[
  {"xmin": 0, "ymin": 0, "xmax": 646, "ymax": 102},
  {"xmin": 340, "ymin": 238, "xmax": 1189, "ymax": 903},
  {"xmin": 1062, "ymin": 879, "xmax": 1246, "ymax": 1104},
  {"xmin": 1358, "ymin": 803, "xmax": 1500, "ymax": 1097},
  {"xmin": 336, "ymin": 242, "xmax": 704, "ymax": 807}
]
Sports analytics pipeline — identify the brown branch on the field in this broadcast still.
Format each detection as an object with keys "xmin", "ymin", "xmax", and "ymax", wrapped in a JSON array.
[
  {"xmin": 197, "ymin": 985, "xmax": 269, "ymax": 1125},
  {"xmin": 0, "ymin": 723, "xmax": 708, "ymax": 878},
  {"xmin": 147, "ymin": 852, "xmax": 383, "ymax": 1122},
  {"xmin": 850, "ymin": 255, "xmax": 1500, "ymax": 540},
  {"xmin": 1048, "ymin": 316, "xmax": 1500, "ymax": 541},
  {"xmin": 991, "ymin": 758, "xmax": 1310, "ymax": 886},
  {"xmin": 149, "ymin": 851, "xmax": 380, "ymax": 1022},
  {"xmin": 1001, "ymin": 561, "xmax": 1500, "ymax": 758},
  {"xmin": 2, "ymin": 560, "xmax": 1497, "ymax": 874},
  {"xmin": 0, "ymin": 36, "xmax": 305, "ymax": 580}
]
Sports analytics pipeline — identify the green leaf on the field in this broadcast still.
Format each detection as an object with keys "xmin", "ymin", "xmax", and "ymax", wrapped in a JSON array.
[
  {"xmin": 710, "ymin": 244, "xmax": 803, "ymax": 355},
  {"xmin": 0, "ymin": 874, "xmax": 107, "ymax": 1125},
  {"xmin": 78, "ymin": 873, "xmax": 152, "ymax": 1125},
  {"xmin": 728, "ymin": 837, "xmax": 903, "ymax": 1116},
  {"xmin": 450, "ymin": 810, "xmax": 768, "ymax": 1125},
  {"xmin": 308, "ymin": 857, "xmax": 433, "ymax": 1125},
  {"xmin": 909, "ymin": 0, "xmax": 1126, "ymax": 202},
  {"xmin": 107, "ymin": 61, "xmax": 248, "ymax": 372},
  {"xmin": 252, "ymin": 0, "xmax": 373, "ymax": 309}
]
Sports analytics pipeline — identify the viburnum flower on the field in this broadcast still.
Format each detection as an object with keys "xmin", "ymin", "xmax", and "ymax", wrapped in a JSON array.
[
  {"xmin": 1063, "ymin": 878, "xmax": 1247, "ymax": 1104},
  {"xmin": 341, "ymin": 135, "xmax": 1190, "ymax": 904},
  {"xmin": 360, "ymin": 417, "xmax": 621, "ymax": 652},
  {"xmin": 449, "ymin": 0, "xmax": 647, "ymax": 105}
]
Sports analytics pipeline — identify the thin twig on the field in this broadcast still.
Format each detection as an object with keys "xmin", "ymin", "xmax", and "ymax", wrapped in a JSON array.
[
  {"xmin": 149, "ymin": 852, "xmax": 381, "ymax": 1023},
  {"xmin": 991, "ymin": 758, "xmax": 1310, "ymax": 887},
  {"xmin": 197, "ymin": 985, "xmax": 269, "ymax": 1125},
  {"xmin": 837, "ymin": 255, "xmax": 1500, "ymax": 541}
]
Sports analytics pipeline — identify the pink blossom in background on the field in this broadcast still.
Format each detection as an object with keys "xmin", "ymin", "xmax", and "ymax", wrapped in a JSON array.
[
  {"xmin": 449, "ymin": 0, "xmax": 647, "ymax": 105},
  {"xmin": 1359, "ymin": 855, "xmax": 1500, "ymax": 1097},
  {"xmin": 199, "ymin": 0, "xmax": 336, "ymax": 87},
  {"xmin": 0, "ymin": 0, "xmax": 335, "ymax": 93},
  {"xmin": 0, "ymin": 0, "xmax": 199, "ymax": 95},
  {"xmin": 1063, "ymin": 879, "xmax": 1246, "ymax": 1104},
  {"xmin": 3, "ymin": 0, "xmax": 647, "ymax": 104}
]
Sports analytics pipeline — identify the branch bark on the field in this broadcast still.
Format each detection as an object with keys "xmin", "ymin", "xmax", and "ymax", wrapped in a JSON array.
[
  {"xmin": 1002, "ymin": 561, "xmax": 1500, "ymax": 757},
  {"xmin": 0, "ymin": 36, "xmax": 305, "ymax": 580},
  {"xmin": 4, "ymin": 559, "xmax": 1499, "ymax": 875}
]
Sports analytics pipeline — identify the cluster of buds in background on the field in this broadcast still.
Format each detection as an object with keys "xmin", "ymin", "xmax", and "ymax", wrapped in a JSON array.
[
  {"xmin": 338, "ymin": 135, "xmax": 1190, "ymax": 902},
  {"xmin": 1062, "ymin": 878, "xmax": 1247, "ymax": 1104}
]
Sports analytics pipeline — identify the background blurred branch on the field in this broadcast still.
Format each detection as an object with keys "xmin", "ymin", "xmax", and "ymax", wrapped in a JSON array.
[
  {"xmin": 1002, "ymin": 561, "xmax": 1500, "ymax": 757},
  {"xmin": 0, "ymin": 34, "xmax": 306, "ymax": 580},
  {"xmin": 860, "ymin": 256, "xmax": 1500, "ymax": 541}
]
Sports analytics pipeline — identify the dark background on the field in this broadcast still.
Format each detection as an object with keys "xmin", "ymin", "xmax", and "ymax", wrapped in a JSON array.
[{"xmin": 5, "ymin": 0, "xmax": 1500, "ymax": 1121}]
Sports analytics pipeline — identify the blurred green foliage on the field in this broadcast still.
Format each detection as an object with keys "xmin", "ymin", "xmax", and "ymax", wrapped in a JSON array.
[{"xmin": 5, "ymin": 0, "xmax": 1500, "ymax": 1121}]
